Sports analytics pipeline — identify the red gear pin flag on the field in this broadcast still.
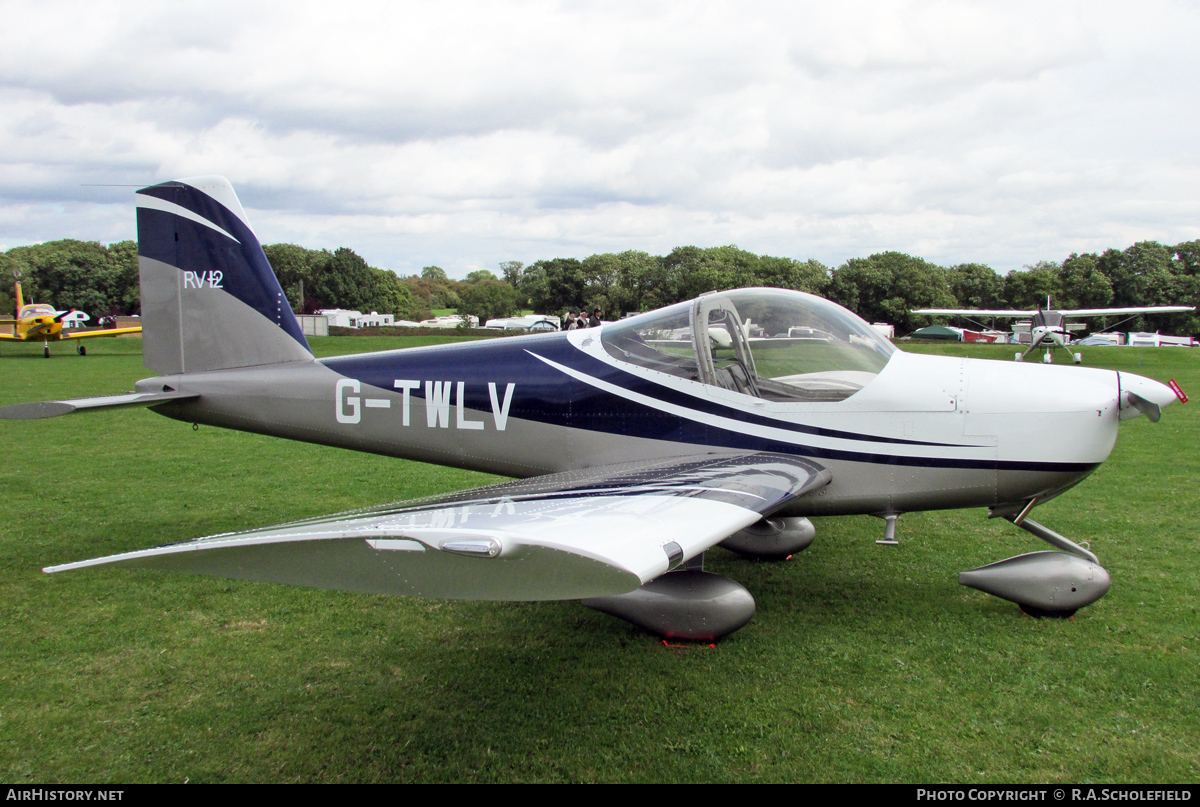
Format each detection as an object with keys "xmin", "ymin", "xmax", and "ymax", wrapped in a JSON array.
[{"xmin": 1168, "ymin": 379, "xmax": 1188, "ymax": 403}]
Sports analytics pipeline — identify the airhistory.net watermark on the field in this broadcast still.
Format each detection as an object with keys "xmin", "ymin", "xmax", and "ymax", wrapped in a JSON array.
[{"xmin": 5, "ymin": 790, "xmax": 123, "ymax": 801}]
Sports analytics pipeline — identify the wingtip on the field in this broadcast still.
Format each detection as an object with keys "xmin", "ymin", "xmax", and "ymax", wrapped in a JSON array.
[{"xmin": 0, "ymin": 401, "xmax": 77, "ymax": 420}]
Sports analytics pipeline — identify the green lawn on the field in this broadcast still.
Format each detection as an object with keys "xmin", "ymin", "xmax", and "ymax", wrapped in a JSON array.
[{"xmin": 1, "ymin": 336, "xmax": 1197, "ymax": 782}]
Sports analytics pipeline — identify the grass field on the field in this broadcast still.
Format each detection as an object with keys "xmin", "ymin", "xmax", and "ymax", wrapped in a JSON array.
[{"xmin": 1, "ymin": 336, "xmax": 1197, "ymax": 783}]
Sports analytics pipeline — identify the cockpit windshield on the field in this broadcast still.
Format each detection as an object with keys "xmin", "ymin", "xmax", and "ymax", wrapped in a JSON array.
[
  {"xmin": 600, "ymin": 301, "xmax": 700, "ymax": 381},
  {"xmin": 600, "ymin": 288, "xmax": 895, "ymax": 402}
]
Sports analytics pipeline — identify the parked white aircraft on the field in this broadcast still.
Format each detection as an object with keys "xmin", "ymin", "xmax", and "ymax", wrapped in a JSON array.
[
  {"xmin": 913, "ymin": 300, "xmax": 1194, "ymax": 364},
  {"xmin": 0, "ymin": 178, "xmax": 1188, "ymax": 639}
]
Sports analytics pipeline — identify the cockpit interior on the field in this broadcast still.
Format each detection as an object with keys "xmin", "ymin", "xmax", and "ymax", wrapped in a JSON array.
[
  {"xmin": 601, "ymin": 288, "xmax": 895, "ymax": 402},
  {"xmin": 20, "ymin": 305, "xmax": 56, "ymax": 319}
]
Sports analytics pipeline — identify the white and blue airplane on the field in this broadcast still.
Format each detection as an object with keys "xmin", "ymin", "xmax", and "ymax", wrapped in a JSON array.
[{"xmin": 0, "ymin": 177, "xmax": 1186, "ymax": 640}]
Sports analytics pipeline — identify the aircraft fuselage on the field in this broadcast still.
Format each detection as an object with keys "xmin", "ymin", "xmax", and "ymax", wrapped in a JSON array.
[{"xmin": 142, "ymin": 327, "xmax": 1121, "ymax": 518}]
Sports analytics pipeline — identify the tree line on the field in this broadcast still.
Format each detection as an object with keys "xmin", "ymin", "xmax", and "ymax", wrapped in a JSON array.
[
  {"xmin": 0, "ymin": 239, "xmax": 517, "ymax": 327},
  {"xmin": 503, "ymin": 241, "xmax": 1200, "ymax": 334},
  {"xmin": 0, "ymin": 240, "xmax": 140, "ymax": 321},
  {"xmin": 3, "ymin": 237, "xmax": 1198, "ymax": 336}
]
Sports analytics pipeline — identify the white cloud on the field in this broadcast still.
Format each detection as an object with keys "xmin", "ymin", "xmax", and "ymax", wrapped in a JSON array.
[{"xmin": 1, "ymin": 0, "xmax": 1199, "ymax": 277}]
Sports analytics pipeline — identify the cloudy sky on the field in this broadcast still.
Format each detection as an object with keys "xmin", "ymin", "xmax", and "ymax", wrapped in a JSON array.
[{"xmin": 1, "ymin": 0, "xmax": 1198, "ymax": 278}]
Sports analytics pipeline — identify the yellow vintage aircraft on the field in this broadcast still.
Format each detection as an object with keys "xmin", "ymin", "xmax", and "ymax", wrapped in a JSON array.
[{"xmin": 0, "ymin": 283, "xmax": 141, "ymax": 358}]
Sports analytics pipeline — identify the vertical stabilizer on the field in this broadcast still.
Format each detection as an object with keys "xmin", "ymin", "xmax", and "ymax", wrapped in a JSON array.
[
  {"xmin": 15, "ymin": 282, "xmax": 23, "ymax": 315},
  {"xmin": 136, "ymin": 176, "xmax": 312, "ymax": 375}
]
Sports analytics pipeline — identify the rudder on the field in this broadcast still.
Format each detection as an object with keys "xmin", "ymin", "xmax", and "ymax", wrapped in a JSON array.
[{"xmin": 136, "ymin": 176, "xmax": 312, "ymax": 374}]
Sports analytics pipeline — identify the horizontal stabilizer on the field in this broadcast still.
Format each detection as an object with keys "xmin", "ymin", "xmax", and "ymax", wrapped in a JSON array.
[
  {"xmin": 45, "ymin": 452, "xmax": 830, "ymax": 601},
  {"xmin": 0, "ymin": 390, "xmax": 199, "ymax": 420}
]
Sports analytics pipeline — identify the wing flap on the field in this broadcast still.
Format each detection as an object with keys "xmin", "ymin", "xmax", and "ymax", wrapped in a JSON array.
[{"xmin": 45, "ymin": 452, "xmax": 831, "ymax": 601}]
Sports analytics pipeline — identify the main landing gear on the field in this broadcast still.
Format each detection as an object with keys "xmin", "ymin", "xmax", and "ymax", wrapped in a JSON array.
[
  {"xmin": 582, "ymin": 557, "xmax": 757, "ymax": 642},
  {"xmin": 581, "ymin": 517, "xmax": 817, "ymax": 641},
  {"xmin": 76, "ymin": 343, "xmax": 86, "ymax": 356},
  {"xmin": 1013, "ymin": 330, "xmax": 1081, "ymax": 365},
  {"xmin": 1014, "ymin": 347, "xmax": 1082, "ymax": 365},
  {"xmin": 582, "ymin": 505, "xmax": 1111, "ymax": 640}
]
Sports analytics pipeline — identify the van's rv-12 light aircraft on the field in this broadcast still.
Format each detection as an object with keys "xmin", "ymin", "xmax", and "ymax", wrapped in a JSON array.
[
  {"xmin": 0, "ymin": 177, "xmax": 1188, "ymax": 640},
  {"xmin": 912, "ymin": 301, "xmax": 1195, "ymax": 365},
  {"xmin": 0, "ymin": 283, "xmax": 143, "ymax": 357}
]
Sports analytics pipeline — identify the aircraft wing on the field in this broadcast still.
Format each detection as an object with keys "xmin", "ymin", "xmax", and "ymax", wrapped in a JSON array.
[
  {"xmin": 61, "ymin": 327, "xmax": 143, "ymax": 339},
  {"xmin": 0, "ymin": 333, "xmax": 24, "ymax": 341},
  {"xmin": 911, "ymin": 308, "xmax": 1036, "ymax": 317},
  {"xmin": 914, "ymin": 306, "xmax": 1195, "ymax": 318},
  {"xmin": 44, "ymin": 452, "xmax": 831, "ymax": 601},
  {"xmin": 1056, "ymin": 306, "xmax": 1195, "ymax": 317}
]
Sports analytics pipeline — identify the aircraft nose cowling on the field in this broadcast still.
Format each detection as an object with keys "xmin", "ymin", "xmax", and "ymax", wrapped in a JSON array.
[
  {"xmin": 963, "ymin": 358, "xmax": 1120, "ymax": 468},
  {"xmin": 1119, "ymin": 372, "xmax": 1180, "ymax": 422},
  {"xmin": 964, "ymin": 359, "xmax": 1118, "ymax": 416}
]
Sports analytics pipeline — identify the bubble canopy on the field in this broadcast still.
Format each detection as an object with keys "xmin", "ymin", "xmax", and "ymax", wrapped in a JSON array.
[{"xmin": 600, "ymin": 288, "xmax": 896, "ymax": 402}]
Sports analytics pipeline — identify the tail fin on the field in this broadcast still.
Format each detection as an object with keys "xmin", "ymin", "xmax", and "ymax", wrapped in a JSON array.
[
  {"xmin": 136, "ymin": 176, "xmax": 312, "ymax": 375},
  {"xmin": 14, "ymin": 282, "xmax": 23, "ymax": 315}
]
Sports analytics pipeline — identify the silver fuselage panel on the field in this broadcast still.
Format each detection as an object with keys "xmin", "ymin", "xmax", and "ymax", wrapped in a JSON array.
[{"xmin": 139, "ymin": 327, "xmax": 1121, "ymax": 517}]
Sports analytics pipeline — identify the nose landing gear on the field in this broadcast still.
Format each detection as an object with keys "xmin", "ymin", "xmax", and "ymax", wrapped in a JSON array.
[{"xmin": 960, "ymin": 503, "xmax": 1111, "ymax": 617}]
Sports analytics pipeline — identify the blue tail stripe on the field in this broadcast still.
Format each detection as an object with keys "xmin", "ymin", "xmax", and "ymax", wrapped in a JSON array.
[{"xmin": 136, "ymin": 182, "xmax": 310, "ymax": 352}]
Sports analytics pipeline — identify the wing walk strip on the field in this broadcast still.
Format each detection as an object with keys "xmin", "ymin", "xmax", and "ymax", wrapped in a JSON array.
[
  {"xmin": 43, "ymin": 452, "xmax": 831, "ymax": 602},
  {"xmin": 245, "ymin": 452, "xmax": 831, "ymax": 529}
]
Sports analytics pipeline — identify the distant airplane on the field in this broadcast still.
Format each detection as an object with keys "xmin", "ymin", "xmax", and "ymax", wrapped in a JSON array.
[
  {"xmin": 60, "ymin": 310, "xmax": 92, "ymax": 329},
  {"xmin": 0, "ymin": 178, "xmax": 1188, "ymax": 640},
  {"xmin": 0, "ymin": 284, "xmax": 142, "ymax": 357},
  {"xmin": 913, "ymin": 300, "xmax": 1195, "ymax": 363}
]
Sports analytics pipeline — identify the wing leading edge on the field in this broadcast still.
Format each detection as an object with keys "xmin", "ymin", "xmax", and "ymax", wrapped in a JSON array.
[
  {"xmin": 45, "ymin": 452, "xmax": 831, "ymax": 601},
  {"xmin": 912, "ymin": 306, "xmax": 1194, "ymax": 318},
  {"xmin": 61, "ymin": 327, "xmax": 144, "ymax": 340}
]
